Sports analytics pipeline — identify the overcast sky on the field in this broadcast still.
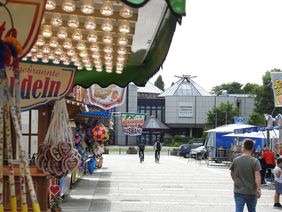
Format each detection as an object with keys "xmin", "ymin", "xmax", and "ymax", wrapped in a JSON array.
[{"xmin": 150, "ymin": 0, "xmax": 282, "ymax": 92}]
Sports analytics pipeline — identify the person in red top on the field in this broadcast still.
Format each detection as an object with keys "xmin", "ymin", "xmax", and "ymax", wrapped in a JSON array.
[{"xmin": 261, "ymin": 146, "xmax": 276, "ymax": 184}]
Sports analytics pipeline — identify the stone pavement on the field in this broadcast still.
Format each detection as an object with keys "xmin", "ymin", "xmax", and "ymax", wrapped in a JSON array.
[{"xmin": 61, "ymin": 154, "xmax": 276, "ymax": 212}]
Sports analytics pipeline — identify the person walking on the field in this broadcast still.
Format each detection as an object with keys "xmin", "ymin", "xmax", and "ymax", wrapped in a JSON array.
[
  {"xmin": 230, "ymin": 139, "xmax": 261, "ymax": 212},
  {"xmin": 274, "ymin": 158, "xmax": 282, "ymax": 208},
  {"xmin": 137, "ymin": 139, "xmax": 145, "ymax": 162},
  {"xmin": 154, "ymin": 140, "xmax": 162, "ymax": 163}
]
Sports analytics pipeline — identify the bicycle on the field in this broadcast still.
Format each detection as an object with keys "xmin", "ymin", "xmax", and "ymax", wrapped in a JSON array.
[
  {"xmin": 139, "ymin": 149, "xmax": 144, "ymax": 163},
  {"xmin": 155, "ymin": 150, "xmax": 160, "ymax": 163}
]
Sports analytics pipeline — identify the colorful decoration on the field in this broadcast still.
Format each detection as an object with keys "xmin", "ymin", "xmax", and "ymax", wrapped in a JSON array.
[{"xmin": 92, "ymin": 124, "xmax": 106, "ymax": 142}]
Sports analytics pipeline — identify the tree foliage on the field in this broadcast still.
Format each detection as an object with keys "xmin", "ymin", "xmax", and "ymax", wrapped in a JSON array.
[
  {"xmin": 248, "ymin": 112, "xmax": 265, "ymax": 125},
  {"xmin": 206, "ymin": 102, "xmax": 239, "ymax": 129},
  {"xmin": 154, "ymin": 75, "xmax": 165, "ymax": 91},
  {"xmin": 211, "ymin": 82, "xmax": 260, "ymax": 95},
  {"xmin": 254, "ymin": 69, "xmax": 282, "ymax": 116}
]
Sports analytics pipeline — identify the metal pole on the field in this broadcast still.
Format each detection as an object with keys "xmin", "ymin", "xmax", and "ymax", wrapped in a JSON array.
[{"xmin": 126, "ymin": 85, "xmax": 129, "ymax": 146}]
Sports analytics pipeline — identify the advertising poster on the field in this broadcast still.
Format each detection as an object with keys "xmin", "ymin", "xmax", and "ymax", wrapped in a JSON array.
[
  {"xmin": 121, "ymin": 113, "xmax": 145, "ymax": 136},
  {"xmin": 6, "ymin": 62, "xmax": 76, "ymax": 111},
  {"xmin": 271, "ymin": 72, "xmax": 282, "ymax": 107},
  {"xmin": 87, "ymin": 84, "xmax": 126, "ymax": 110}
]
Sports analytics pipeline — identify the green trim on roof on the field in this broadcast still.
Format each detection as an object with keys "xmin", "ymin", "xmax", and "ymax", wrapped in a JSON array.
[
  {"xmin": 74, "ymin": 9, "xmax": 178, "ymax": 88},
  {"xmin": 121, "ymin": 0, "xmax": 186, "ymax": 16}
]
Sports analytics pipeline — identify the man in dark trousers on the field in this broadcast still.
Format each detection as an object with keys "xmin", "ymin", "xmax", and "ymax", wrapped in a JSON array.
[
  {"xmin": 230, "ymin": 139, "xmax": 261, "ymax": 212},
  {"xmin": 137, "ymin": 140, "xmax": 145, "ymax": 162}
]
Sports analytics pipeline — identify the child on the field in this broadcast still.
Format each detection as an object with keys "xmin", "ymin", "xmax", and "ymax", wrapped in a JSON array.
[{"xmin": 274, "ymin": 158, "xmax": 282, "ymax": 208}]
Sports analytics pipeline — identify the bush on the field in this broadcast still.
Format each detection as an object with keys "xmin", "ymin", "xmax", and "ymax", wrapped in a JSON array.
[
  {"xmin": 126, "ymin": 147, "xmax": 137, "ymax": 154},
  {"xmin": 163, "ymin": 134, "xmax": 173, "ymax": 146}
]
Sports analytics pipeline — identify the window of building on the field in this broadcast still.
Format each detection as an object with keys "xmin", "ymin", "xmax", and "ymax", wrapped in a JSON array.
[{"xmin": 21, "ymin": 110, "xmax": 38, "ymax": 158}]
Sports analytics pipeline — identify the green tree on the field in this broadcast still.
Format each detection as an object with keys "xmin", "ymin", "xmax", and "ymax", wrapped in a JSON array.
[
  {"xmin": 242, "ymin": 83, "xmax": 260, "ymax": 94},
  {"xmin": 248, "ymin": 112, "xmax": 265, "ymax": 125},
  {"xmin": 254, "ymin": 69, "xmax": 282, "ymax": 116},
  {"xmin": 154, "ymin": 75, "xmax": 165, "ymax": 91},
  {"xmin": 206, "ymin": 102, "xmax": 239, "ymax": 128},
  {"xmin": 211, "ymin": 82, "xmax": 243, "ymax": 95}
]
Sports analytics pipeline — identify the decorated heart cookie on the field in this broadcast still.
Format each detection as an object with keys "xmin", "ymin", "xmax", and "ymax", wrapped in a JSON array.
[
  {"xmin": 64, "ymin": 155, "xmax": 80, "ymax": 172},
  {"xmin": 50, "ymin": 145, "xmax": 62, "ymax": 161},
  {"xmin": 58, "ymin": 141, "xmax": 72, "ymax": 156}
]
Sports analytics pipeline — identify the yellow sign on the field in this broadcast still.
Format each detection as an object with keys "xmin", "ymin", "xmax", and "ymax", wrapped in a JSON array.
[
  {"xmin": 271, "ymin": 72, "xmax": 282, "ymax": 107},
  {"xmin": 7, "ymin": 62, "xmax": 76, "ymax": 110}
]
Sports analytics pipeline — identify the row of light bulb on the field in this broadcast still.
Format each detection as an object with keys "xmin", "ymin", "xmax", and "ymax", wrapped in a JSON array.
[
  {"xmin": 22, "ymin": 49, "xmax": 125, "ymax": 74},
  {"xmin": 43, "ymin": 13, "xmax": 131, "ymax": 34},
  {"xmin": 46, "ymin": 0, "xmax": 133, "ymax": 19}
]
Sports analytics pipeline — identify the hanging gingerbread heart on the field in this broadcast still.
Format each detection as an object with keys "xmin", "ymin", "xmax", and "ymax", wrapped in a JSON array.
[
  {"xmin": 58, "ymin": 141, "xmax": 72, "ymax": 157},
  {"xmin": 50, "ymin": 145, "xmax": 62, "ymax": 161}
]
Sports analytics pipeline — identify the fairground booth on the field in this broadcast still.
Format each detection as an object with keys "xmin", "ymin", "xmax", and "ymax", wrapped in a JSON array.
[{"xmin": 0, "ymin": 0, "xmax": 186, "ymax": 211}]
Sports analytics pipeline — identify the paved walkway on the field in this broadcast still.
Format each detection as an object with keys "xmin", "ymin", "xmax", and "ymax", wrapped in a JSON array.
[{"xmin": 61, "ymin": 154, "xmax": 276, "ymax": 212}]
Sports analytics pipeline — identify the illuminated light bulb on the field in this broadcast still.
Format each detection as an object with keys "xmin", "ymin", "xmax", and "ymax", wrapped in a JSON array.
[
  {"xmin": 42, "ymin": 56, "xmax": 49, "ymax": 63},
  {"xmin": 74, "ymin": 61, "xmax": 81, "ymax": 66},
  {"xmin": 49, "ymin": 37, "xmax": 59, "ymax": 48},
  {"xmin": 77, "ymin": 66, "xmax": 83, "ymax": 70},
  {"xmin": 120, "ymin": 4, "xmax": 133, "ymax": 18},
  {"xmin": 67, "ymin": 48, "xmax": 75, "ymax": 56},
  {"xmin": 68, "ymin": 15, "xmax": 79, "ymax": 28},
  {"xmin": 104, "ymin": 45, "xmax": 113, "ymax": 54},
  {"xmin": 118, "ymin": 20, "xmax": 130, "ymax": 34},
  {"xmin": 46, "ymin": 0, "xmax": 56, "ymax": 10},
  {"xmin": 62, "ymin": 0, "xmax": 75, "ymax": 12},
  {"xmin": 95, "ymin": 60, "xmax": 101, "ymax": 66},
  {"xmin": 36, "ymin": 35, "xmax": 45, "ymax": 46},
  {"xmin": 60, "ymin": 54, "xmax": 67, "ymax": 61},
  {"xmin": 82, "ymin": 58, "xmax": 90, "ymax": 63},
  {"xmin": 57, "ymin": 27, "xmax": 68, "ymax": 39},
  {"xmin": 48, "ymin": 52, "xmax": 55, "ymax": 60},
  {"xmin": 51, "ymin": 13, "xmax": 62, "ymax": 27},
  {"xmin": 100, "ymin": 0, "xmax": 113, "ymax": 16},
  {"xmin": 42, "ymin": 45, "xmax": 51, "ymax": 54},
  {"xmin": 31, "ymin": 56, "xmax": 38, "ymax": 62},
  {"xmin": 117, "ymin": 55, "xmax": 125, "ymax": 62},
  {"xmin": 117, "ymin": 47, "xmax": 127, "ymax": 55},
  {"xmin": 77, "ymin": 41, "xmax": 86, "ymax": 51},
  {"xmin": 101, "ymin": 19, "xmax": 113, "ymax": 32},
  {"xmin": 90, "ymin": 43, "xmax": 99, "ymax": 52},
  {"xmin": 63, "ymin": 38, "xmax": 72, "ymax": 49},
  {"xmin": 54, "ymin": 46, "xmax": 63, "ymax": 55},
  {"xmin": 91, "ymin": 53, "xmax": 100, "ymax": 59},
  {"xmin": 80, "ymin": 50, "xmax": 88, "ymax": 58},
  {"xmin": 71, "ymin": 56, "xmax": 79, "ymax": 62},
  {"xmin": 53, "ymin": 56, "xmax": 60, "ymax": 64},
  {"xmin": 103, "ymin": 33, "xmax": 113, "ymax": 44},
  {"xmin": 106, "ymin": 67, "xmax": 112, "ymax": 73},
  {"xmin": 86, "ymin": 67, "xmax": 92, "ymax": 71},
  {"xmin": 104, "ymin": 53, "xmax": 112, "ymax": 60},
  {"xmin": 72, "ymin": 29, "xmax": 82, "ymax": 40},
  {"xmin": 27, "ymin": 52, "xmax": 32, "ymax": 57},
  {"xmin": 84, "ymin": 16, "xmax": 96, "ymax": 30},
  {"xmin": 87, "ymin": 31, "xmax": 97, "ymax": 42},
  {"xmin": 116, "ymin": 68, "xmax": 123, "ymax": 74},
  {"xmin": 36, "ymin": 50, "xmax": 43, "ymax": 58},
  {"xmin": 93, "ymin": 57, "xmax": 101, "ymax": 63},
  {"xmin": 21, "ymin": 57, "xmax": 28, "ymax": 61},
  {"xmin": 63, "ymin": 59, "xmax": 70, "ymax": 65},
  {"xmin": 42, "ymin": 25, "xmax": 52, "ymax": 37},
  {"xmin": 81, "ymin": 0, "xmax": 94, "ymax": 14},
  {"xmin": 105, "ymin": 60, "xmax": 112, "ymax": 66},
  {"xmin": 31, "ymin": 46, "xmax": 38, "ymax": 53},
  {"xmin": 116, "ymin": 62, "xmax": 124, "ymax": 69},
  {"xmin": 118, "ymin": 36, "xmax": 128, "ymax": 46},
  {"xmin": 96, "ymin": 67, "xmax": 102, "ymax": 72}
]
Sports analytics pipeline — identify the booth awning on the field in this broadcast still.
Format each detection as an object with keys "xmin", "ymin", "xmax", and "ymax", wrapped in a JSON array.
[{"xmin": 17, "ymin": 0, "xmax": 186, "ymax": 88}]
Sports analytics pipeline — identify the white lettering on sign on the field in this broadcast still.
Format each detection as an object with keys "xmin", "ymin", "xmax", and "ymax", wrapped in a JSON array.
[{"xmin": 178, "ymin": 102, "xmax": 193, "ymax": 117}]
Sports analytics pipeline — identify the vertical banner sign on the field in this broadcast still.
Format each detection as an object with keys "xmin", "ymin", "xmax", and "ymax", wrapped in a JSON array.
[
  {"xmin": 121, "ymin": 113, "xmax": 145, "ymax": 136},
  {"xmin": 271, "ymin": 72, "xmax": 282, "ymax": 107}
]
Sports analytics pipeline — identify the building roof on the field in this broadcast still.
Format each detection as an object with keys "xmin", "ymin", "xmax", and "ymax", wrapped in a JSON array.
[
  {"xmin": 137, "ymin": 82, "xmax": 163, "ymax": 94},
  {"xmin": 144, "ymin": 116, "xmax": 169, "ymax": 130},
  {"xmin": 158, "ymin": 75, "xmax": 211, "ymax": 97}
]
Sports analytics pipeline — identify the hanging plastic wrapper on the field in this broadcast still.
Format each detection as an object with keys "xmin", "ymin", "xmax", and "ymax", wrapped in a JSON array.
[{"xmin": 36, "ymin": 99, "xmax": 81, "ymax": 178}]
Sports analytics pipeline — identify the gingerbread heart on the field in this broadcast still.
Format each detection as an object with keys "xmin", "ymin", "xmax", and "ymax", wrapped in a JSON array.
[
  {"xmin": 41, "ymin": 159, "xmax": 50, "ymax": 174},
  {"xmin": 44, "ymin": 145, "xmax": 52, "ymax": 161},
  {"xmin": 64, "ymin": 155, "xmax": 80, "ymax": 172},
  {"xmin": 35, "ymin": 154, "xmax": 44, "ymax": 170},
  {"xmin": 50, "ymin": 145, "xmax": 62, "ymax": 162},
  {"xmin": 58, "ymin": 141, "xmax": 72, "ymax": 157}
]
